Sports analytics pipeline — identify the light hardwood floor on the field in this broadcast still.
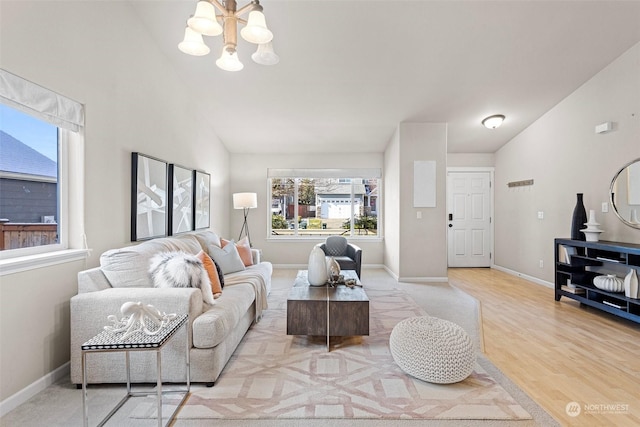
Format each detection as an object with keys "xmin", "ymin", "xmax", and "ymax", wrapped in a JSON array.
[{"xmin": 448, "ymin": 268, "xmax": 640, "ymax": 427}]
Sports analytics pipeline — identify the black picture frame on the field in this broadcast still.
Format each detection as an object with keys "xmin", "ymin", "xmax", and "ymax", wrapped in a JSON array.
[
  {"xmin": 168, "ymin": 164, "xmax": 194, "ymax": 235},
  {"xmin": 131, "ymin": 152, "xmax": 168, "ymax": 241},
  {"xmin": 194, "ymin": 170, "xmax": 211, "ymax": 229}
]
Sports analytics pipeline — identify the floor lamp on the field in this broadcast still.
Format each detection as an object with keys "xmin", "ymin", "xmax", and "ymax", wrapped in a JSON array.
[{"xmin": 233, "ymin": 192, "xmax": 257, "ymax": 246}]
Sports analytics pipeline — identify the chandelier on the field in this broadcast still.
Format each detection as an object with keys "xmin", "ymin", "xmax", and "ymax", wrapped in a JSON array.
[{"xmin": 179, "ymin": 0, "xmax": 278, "ymax": 71}]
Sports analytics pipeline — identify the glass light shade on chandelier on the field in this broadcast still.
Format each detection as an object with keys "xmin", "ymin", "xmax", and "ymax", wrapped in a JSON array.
[
  {"xmin": 187, "ymin": 1, "xmax": 222, "ymax": 36},
  {"xmin": 179, "ymin": 0, "xmax": 278, "ymax": 70},
  {"xmin": 216, "ymin": 48, "xmax": 244, "ymax": 71},
  {"xmin": 252, "ymin": 41, "xmax": 279, "ymax": 65},
  {"xmin": 240, "ymin": 11, "xmax": 273, "ymax": 44},
  {"xmin": 178, "ymin": 27, "xmax": 210, "ymax": 56}
]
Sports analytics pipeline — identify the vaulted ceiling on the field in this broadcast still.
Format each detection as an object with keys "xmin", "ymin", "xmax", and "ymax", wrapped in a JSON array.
[{"xmin": 130, "ymin": 1, "xmax": 640, "ymax": 154}]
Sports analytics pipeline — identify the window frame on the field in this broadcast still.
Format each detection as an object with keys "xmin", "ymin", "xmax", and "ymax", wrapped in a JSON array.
[
  {"xmin": 0, "ymin": 71, "xmax": 88, "ymax": 274},
  {"xmin": 267, "ymin": 170, "xmax": 382, "ymax": 241}
]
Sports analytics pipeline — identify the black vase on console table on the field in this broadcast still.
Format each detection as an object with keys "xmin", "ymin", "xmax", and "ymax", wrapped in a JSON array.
[{"xmin": 571, "ymin": 193, "xmax": 587, "ymax": 241}]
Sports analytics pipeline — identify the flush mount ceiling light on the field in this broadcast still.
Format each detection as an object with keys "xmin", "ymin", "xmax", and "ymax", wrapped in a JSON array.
[
  {"xmin": 482, "ymin": 114, "xmax": 505, "ymax": 129},
  {"xmin": 178, "ymin": 0, "xmax": 279, "ymax": 72}
]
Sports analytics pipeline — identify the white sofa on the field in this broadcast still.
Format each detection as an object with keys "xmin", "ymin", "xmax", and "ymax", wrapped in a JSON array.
[{"xmin": 70, "ymin": 230, "xmax": 272, "ymax": 386}]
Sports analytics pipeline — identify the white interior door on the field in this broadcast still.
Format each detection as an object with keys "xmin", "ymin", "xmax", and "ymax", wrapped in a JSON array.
[{"xmin": 447, "ymin": 171, "xmax": 492, "ymax": 267}]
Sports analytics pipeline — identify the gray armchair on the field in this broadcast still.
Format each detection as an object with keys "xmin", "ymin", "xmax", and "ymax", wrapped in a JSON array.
[{"xmin": 317, "ymin": 235, "xmax": 362, "ymax": 278}]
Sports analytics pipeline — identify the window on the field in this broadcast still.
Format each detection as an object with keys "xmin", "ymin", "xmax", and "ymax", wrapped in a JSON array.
[
  {"xmin": 0, "ymin": 104, "xmax": 60, "ymax": 251},
  {"xmin": 0, "ymin": 69, "xmax": 85, "ymax": 267},
  {"xmin": 268, "ymin": 169, "xmax": 381, "ymax": 238}
]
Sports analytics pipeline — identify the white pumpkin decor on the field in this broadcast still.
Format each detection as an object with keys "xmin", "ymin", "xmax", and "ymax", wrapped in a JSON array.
[
  {"xmin": 308, "ymin": 246, "xmax": 328, "ymax": 286},
  {"xmin": 593, "ymin": 275, "xmax": 624, "ymax": 292}
]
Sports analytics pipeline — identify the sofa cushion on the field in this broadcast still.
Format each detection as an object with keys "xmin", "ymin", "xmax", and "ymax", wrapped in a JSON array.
[
  {"xmin": 194, "ymin": 230, "xmax": 222, "ymax": 253},
  {"xmin": 100, "ymin": 235, "xmax": 202, "ymax": 288},
  {"xmin": 192, "ymin": 282, "xmax": 255, "ymax": 348}
]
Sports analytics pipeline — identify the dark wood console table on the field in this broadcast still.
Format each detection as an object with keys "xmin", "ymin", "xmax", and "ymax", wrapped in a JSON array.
[{"xmin": 554, "ymin": 238, "xmax": 640, "ymax": 323}]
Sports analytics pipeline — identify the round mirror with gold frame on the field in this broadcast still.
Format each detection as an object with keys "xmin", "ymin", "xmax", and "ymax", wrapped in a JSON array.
[{"xmin": 610, "ymin": 158, "xmax": 640, "ymax": 229}]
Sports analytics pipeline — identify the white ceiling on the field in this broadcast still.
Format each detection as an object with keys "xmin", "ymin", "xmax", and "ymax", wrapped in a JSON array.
[{"xmin": 130, "ymin": 1, "xmax": 640, "ymax": 154}]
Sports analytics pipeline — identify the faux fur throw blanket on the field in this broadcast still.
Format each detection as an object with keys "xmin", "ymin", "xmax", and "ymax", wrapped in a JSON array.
[{"xmin": 149, "ymin": 251, "xmax": 216, "ymax": 305}]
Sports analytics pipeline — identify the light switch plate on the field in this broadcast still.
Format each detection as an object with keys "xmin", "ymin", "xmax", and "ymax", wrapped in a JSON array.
[{"xmin": 602, "ymin": 202, "xmax": 609, "ymax": 213}]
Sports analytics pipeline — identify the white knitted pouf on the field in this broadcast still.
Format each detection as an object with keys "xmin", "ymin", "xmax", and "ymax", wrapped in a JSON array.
[{"xmin": 389, "ymin": 316, "xmax": 475, "ymax": 384}]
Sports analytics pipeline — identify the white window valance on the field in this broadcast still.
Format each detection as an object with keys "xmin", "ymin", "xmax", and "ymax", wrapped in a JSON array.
[
  {"xmin": 268, "ymin": 168, "xmax": 382, "ymax": 179},
  {"xmin": 0, "ymin": 69, "xmax": 84, "ymax": 132}
]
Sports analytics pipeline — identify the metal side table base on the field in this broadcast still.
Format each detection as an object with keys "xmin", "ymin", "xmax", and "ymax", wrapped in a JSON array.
[{"xmin": 81, "ymin": 314, "xmax": 190, "ymax": 427}]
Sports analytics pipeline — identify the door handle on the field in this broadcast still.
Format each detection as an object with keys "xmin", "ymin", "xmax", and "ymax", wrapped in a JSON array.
[{"xmin": 448, "ymin": 213, "xmax": 453, "ymax": 221}]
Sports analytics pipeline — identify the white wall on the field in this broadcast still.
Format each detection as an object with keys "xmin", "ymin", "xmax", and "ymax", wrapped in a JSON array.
[
  {"xmin": 494, "ymin": 42, "xmax": 640, "ymax": 282},
  {"xmin": 229, "ymin": 153, "xmax": 385, "ymax": 266},
  {"xmin": 0, "ymin": 1, "xmax": 229, "ymax": 402},
  {"xmin": 385, "ymin": 123, "xmax": 448, "ymax": 280},
  {"xmin": 448, "ymin": 153, "xmax": 495, "ymax": 168}
]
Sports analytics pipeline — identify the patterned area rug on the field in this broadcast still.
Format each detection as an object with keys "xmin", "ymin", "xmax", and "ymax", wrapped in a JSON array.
[{"xmin": 139, "ymin": 287, "xmax": 532, "ymax": 421}]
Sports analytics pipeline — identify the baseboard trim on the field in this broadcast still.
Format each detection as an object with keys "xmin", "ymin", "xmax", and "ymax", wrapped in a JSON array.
[
  {"xmin": 0, "ymin": 362, "xmax": 69, "ymax": 417},
  {"xmin": 399, "ymin": 276, "xmax": 449, "ymax": 283},
  {"xmin": 492, "ymin": 265, "xmax": 554, "ymax": 289}
]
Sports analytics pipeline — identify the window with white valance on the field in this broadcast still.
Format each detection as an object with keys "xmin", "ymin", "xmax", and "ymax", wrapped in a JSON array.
[{"xmin": 0, "ymin": 69, "xmax": 86, "ymax": 270}]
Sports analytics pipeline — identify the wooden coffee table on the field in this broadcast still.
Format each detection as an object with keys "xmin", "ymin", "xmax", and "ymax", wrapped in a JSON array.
[{"xmin": 287, "ymin": 270, "xmax": 369, "ymax": 350}]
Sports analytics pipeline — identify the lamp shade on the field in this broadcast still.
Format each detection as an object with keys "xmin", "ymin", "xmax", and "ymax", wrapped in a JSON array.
[
  {"xmin": 178, "ymin": 27, "xmax": 211, "ymax": 56},
  {"xmin": 188, "ymin": 1, "xmax": 223, "ymax": 36},
  {"xmin": 482, "ymin": 115, "xmax": 505, "ymax": 129},
  {"xmin": 233, "ymin": 192, "xmax": 258, "ymax": 209},
  {"xmin": 252, "ymin": 42, "xmax": 279, "ymax": 65},
  {"xmin": 240, "ymin": 11, "xmax": 273, "ymax": 44},
  {"xmin": 216, "ymin": 48, "xmax": 244, "ymax": 71}
]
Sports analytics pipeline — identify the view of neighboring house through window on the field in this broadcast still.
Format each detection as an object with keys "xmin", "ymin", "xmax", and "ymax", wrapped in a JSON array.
[
  {"xmin": 0, "ymin": 103, "xmax": 59, "ymax": 250},
  {"xmin": 269, "ymin": 172, "xmax": 380, "ymax": 238}
]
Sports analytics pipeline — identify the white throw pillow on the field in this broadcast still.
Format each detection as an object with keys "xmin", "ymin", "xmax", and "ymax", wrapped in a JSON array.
[
  {"xmin": 149, "ymin": 251, "xmax": 215, "ymax": 305},
  {"xmin": 208, "ymin": 242, "xmax": 246, "ymax": 275}
]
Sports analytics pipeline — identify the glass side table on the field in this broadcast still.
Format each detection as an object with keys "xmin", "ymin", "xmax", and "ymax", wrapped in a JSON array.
[{"xmin": 81, "ymin": 313, "xmax": 190, "ymax": 427}]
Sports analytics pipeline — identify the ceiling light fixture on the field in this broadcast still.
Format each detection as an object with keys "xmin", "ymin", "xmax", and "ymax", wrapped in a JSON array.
[
  {"xmin": 482, "ymin": 114, "xmax": 505, "ymax": 129},
  {"xmin": 179, "ymin": 0, "xmax": 278, "ymax": 71}
]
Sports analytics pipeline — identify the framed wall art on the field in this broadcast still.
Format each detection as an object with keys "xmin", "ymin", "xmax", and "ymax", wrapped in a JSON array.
[
  {"xmin": 131, "ymin": 152, "xmax": 168, "ymax": 241},
  {"xmin": 194, "ymin": 170, "xmax": 211, "ymax": 229},
  {"xmin": 169, "ymin": 164, "xmax": 194, "ymax": 235}
]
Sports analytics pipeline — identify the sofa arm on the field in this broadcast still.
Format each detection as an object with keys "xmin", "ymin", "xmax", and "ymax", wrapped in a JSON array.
[{"xmin": 69, "ymin": 287, "xmax": 203, "ymax": 384}]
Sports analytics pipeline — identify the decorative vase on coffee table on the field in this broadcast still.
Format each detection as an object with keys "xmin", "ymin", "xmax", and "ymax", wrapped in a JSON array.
[
  {"xmin": 308, "ymin": 246, "xmax": 328, "ymax": 286},
  {"xmin": 571, "ymin": 193, "xmax": 587, "ymax": 241}
]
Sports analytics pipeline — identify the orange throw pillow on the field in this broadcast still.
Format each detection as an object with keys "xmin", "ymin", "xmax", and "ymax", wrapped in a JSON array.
[
  {"xmin": 197, "ymin": 250, "xmax": 223, "ymax": 298},
  {"xmin": 235, "ymin": 237, "xmax": 253, "ymax": 267},
  {"xmin": 221, "ymin": 237, "xmax": 253, "ymax": 267}
]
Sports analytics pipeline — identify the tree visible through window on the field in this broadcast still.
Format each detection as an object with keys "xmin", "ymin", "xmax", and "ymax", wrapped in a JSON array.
[
  {"xmin": 269, "ymin": 175, "xmax": 380, "ymax": 238},
  {"xmin": 0, "ymin": 104, "xmax": 59, "ymax": 250}
]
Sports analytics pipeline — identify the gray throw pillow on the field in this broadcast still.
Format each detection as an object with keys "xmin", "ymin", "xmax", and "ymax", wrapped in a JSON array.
[{"xmin": 208, "ymin": 242, "xmax": 246, "ymax": 275}]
